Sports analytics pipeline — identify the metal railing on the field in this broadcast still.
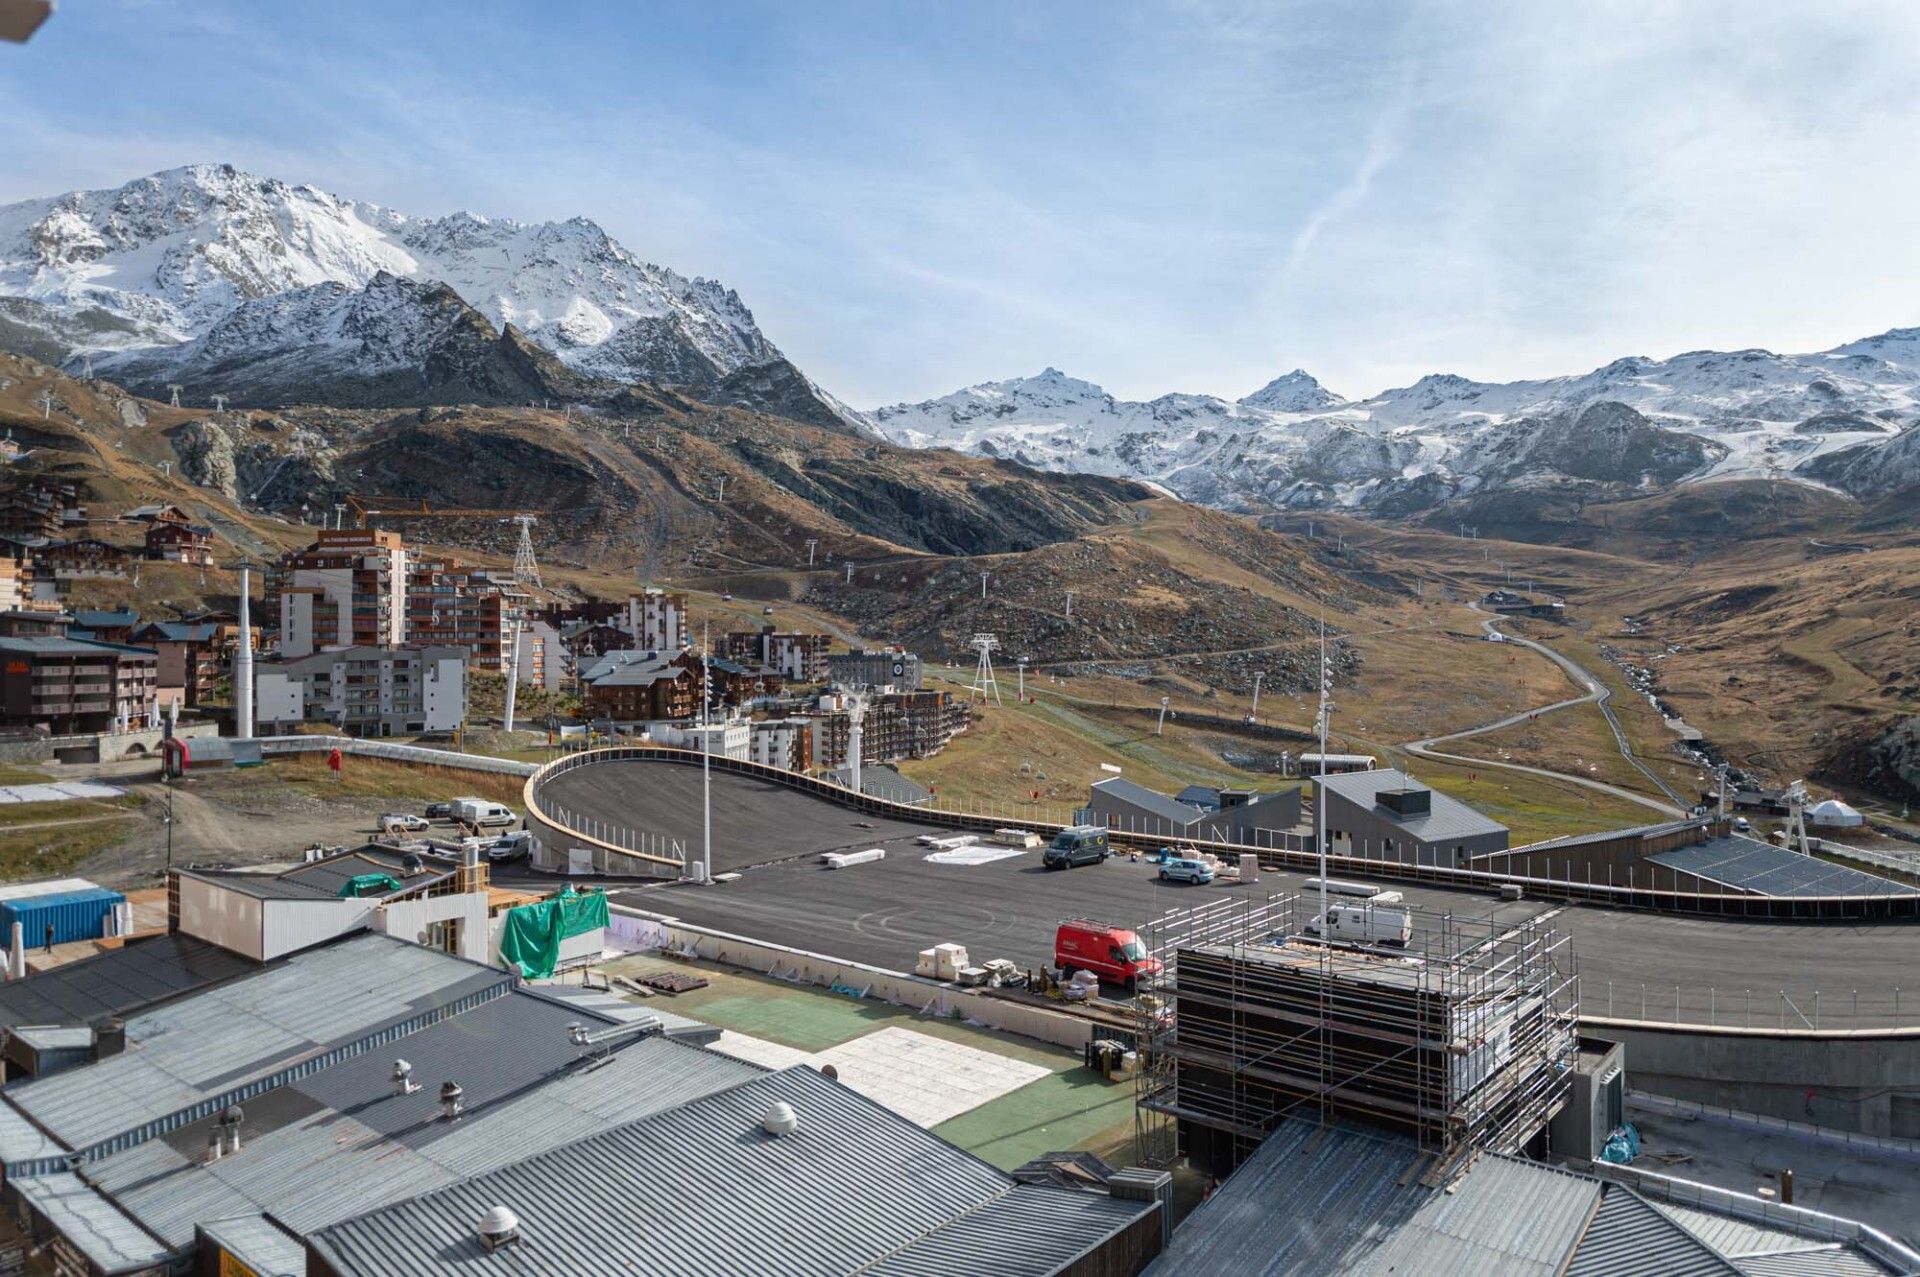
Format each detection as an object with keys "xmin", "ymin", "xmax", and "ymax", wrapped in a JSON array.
[
  {"xmin": 1586, "ymin": 981, "xmax": 1915, "ymax": 1031},
  {"xmin": 256, "ymin": 735, "xmax": 538, "ymax": 776}
]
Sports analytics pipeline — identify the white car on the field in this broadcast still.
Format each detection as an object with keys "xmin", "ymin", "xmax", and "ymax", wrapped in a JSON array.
[
  {"xmin": 379, "ymin": 813, "xmax": 430, "ymax": 833},
  {"xmin": 486, "ymin": 831, "xmax": 534, "ymax": 862}
]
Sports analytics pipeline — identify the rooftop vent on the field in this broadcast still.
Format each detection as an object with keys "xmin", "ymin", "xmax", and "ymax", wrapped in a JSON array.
[
  {"xmin": 222, "ymin": 1104, "xmax": 245, "ymax": 1152},
  {"xmin": 91, "ymin": 1018, "xmax": 126, "ymax": 1061},
  {"xmin": 401, "ymin": 852, "xmax": 424, "ymax": 875},
  {"xmin": 762, "ymin": 1101, "xmax": 799, "ymax": 1137},
  {"xmin": 393, "ymin": 1058, "xmax": 419, "ymax": 1096},
  {"xmin": 1378, "ymin": 787, "xmax": 1432, "ymax": 818},
  {"xmin": 476, "ymin": 1205, "xmax": 521, "ymax": 1252},
  {"xmin": 440, "ymin": 1080, "xmax": 464, "ymax": 1121}
]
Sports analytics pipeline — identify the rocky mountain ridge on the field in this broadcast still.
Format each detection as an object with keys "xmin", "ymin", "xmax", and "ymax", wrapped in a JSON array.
[
  {"xmin": 875, "ymin": 339, "xmax": 1920, "ymax": 513},
  {"xmin": 0, "ymin": 164, "xmax": 863, "ymax": 430}
]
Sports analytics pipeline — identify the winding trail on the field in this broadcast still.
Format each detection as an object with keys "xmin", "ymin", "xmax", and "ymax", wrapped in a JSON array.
[{"xmin": 1402, "ymin": 609, "xmax": 1686, "ymax": 817}]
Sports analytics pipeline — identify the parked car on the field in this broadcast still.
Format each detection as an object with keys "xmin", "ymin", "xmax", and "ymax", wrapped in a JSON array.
[
  {"xmin": 1042, "ymin": 825, "xmax": 1110, "ymax": 870},
  {"xmin": 486, "ymin": 830, "xmax": 534, "ymax": 862},
  {"xmin": 379, "ymin": 813, "xmax": 430, "ymax": 833},
  {"xmin": 1158, "ymin": 851, "xmax": 1214, "ymax": 885},
  {"xmin": 424, "ymin": 802, "xmax": 453, "ymax": 820},
  {"xmin": 1054, "ymin": 919, "xmax": 1161, "ymax": 991}
]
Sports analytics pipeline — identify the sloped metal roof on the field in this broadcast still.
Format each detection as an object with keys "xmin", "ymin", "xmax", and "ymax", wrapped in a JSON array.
[
  {"xmin": 1316, "ymin": 768, "xmax": 1509, "ymax": 844},
  {"xmin": 1733, "ymin": 1248, "xmax": 1893, "ymax": 1276},
  {"xmin": 1565, "ymin": 1186, "xmax": 1740, "ymax": 1277},
  {"xmin": 0, "ymin": 931, "xmax": 257, "ymax": 1031},
  {"xmin": 1648, "ymin": 838, "xmax": 1906, "ymax": 898},
  {"xmin": 197, "ymin": 1215, "xmax": 307, "ymax": 1277},
  {"xmin": 1091, "ymin": 776, "xmax": 1208, "ymax": 829},
  {"xmin": 863, "ymin": 1183, "xmax": 1151, "ymax": 1276},
  {"xmin": 12, "ymin": 1172, "xmax": 169, "ymax": 1275},
  {"xmin": 1144, "ymin": 1118, "xmax": 1600, "ymax": 1276},
  {"xmin": 4, "ymin": 933, "xmax": 507, "ymax": 1153},
  {"xmin": 82, "ymin": 997, "xmax": 764, "ymax": 1250},
  {"xmin": 310, "ymin": 1064, "xmax": 1144, "ymax": 1277}
]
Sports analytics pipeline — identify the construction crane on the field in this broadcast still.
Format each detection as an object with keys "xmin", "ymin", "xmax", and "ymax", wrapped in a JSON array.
[{"xmin": 344, "ymin": 495, "xmax": 541, "ymax": 528}]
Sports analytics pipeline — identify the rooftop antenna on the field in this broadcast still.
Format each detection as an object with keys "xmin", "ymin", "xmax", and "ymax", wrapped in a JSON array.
[
  {"xmin": 968, "ymin": 633, "xmax": 1002, "ymax": 706},
  {"xmin": 511, "ymin": 515, "xmax": 542, "ymax": 590},
  {"xmin": 211, "ymin": 394, "xmax": 228, "ymax": 414},
  {"xmin": 166, "ymin": 384, "xmax": 183, "ymax": 407},
  {"xmin": 806, "ymin": 538, "xmax": 818, "ymax": 566}
]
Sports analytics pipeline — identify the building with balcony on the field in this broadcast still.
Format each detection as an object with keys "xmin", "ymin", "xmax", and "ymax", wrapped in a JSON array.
[
  {"xmin": 808, "ymin": 688, "xmax": 972, "ymax": 768},
  {"xmin": 254, "ymin": 645, "xmax": 466, "ymax": 736},
  {"xmin": 719, "ymin": 625, "xmax": 832, "ymax": 683},
  {"xmin": 132, "ymin": 617, "xmax": 255, "ymax": 708},
  {"xmin": 624, "ymin": 587, "xmax": 688, "ymax": 652},
  {"xmin": 272, "ymin": 529, "xmax": 410, "ymax": 658},
  {"xmin": 0, "ymin": 636, "xmax": 158, "ymax": 735},
  {"xmin": 827, "ymin": 646, "xmax": 923, "ymax": 691},
  {"xmin": 405, "ymin": 555, "xmax": 526, "ymax": 674},
  {"xmin": 36, "ymin": 538, "xmax": 133, "ymax": 582},
  {"xmin": 142, "ymin": 518, "xmax": 215, "ymax": 566}
]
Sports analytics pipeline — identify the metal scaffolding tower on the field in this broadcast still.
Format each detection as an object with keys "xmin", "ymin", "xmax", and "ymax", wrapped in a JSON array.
[{"xmin": 512, "ymin": 514, "xmax": 543, "ymax": 591}]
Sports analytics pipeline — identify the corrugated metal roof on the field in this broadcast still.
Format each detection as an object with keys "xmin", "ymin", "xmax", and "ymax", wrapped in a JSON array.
[
  {"xmin": 1648, "ymin": 838, "xmax": 1906, "ymax": 898},
  {"xmin": 12, "ymin": 1172, "xmax": 170, "ymax": 1275},
  {"xmin": 1091, "ymin": 776, "xmax": 1208, "ymax": 828},
  {"xmin": 197, "ymin": 1215, "xmax": 307, "ymax": 1277},
  {"xmin": 310, "ymin": 1064, "xmax": 1141, "ymax": 1277},
  {"xmin": 6, "ymin": 933, "xmax": 507, "ymax": 1153},
  {"xmin": 863, "ymin": 1182, "xmax": 1151, "ymax": 1276},
  {"xmin": 1566, "ymin": 1186, "xmax": 1741, "ymax": 1276},
  {"xmin": 1145, "ymin": 1119, "xmax": 1600, "ymax": 1277},
  {"xmin": 83, "ymin": 996, "xmax": 764, "ymax": 1249},
  {"xmin": 1316, "ymin": 769, "xmax": 1510, "ymax": 844},
  {"xmin": 1656, "ymin": 1203, "xmax": 1852, "ymax": 1262},
  {"xmin": 0, "ymin": 931, "xmax": 258, "ymax": 1030},
  {"xmin": 1734, "ymin": 1248, "xmax": 1894, "ymax": 1276},
  {"xmin": 185, "ymin": 846, "xmax": 458, "ymax": 901},
  {"xmin": 1507, "ymin": 820, "xmax": 1708, "ymax": 854}
]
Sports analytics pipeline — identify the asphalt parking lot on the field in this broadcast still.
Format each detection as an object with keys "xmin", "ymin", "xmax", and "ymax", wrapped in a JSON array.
[
  {"xmin": 540, "ymin": 762, "xmax": 941, "ymax": 873},
  {"xmin": 561, "ymin": 758, "xmax": 1920, "ymax": 1020}
]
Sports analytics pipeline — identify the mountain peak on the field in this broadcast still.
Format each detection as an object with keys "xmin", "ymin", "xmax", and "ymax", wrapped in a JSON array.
[{"xmin": 1240, "ymin": 369, "xmax": 1344, "ymax": 413}]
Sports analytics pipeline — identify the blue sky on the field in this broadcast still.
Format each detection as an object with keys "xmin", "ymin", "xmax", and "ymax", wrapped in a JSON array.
[{"xmin": 5, "ymin": 1, "xmax": 1919, "ymax": 405}]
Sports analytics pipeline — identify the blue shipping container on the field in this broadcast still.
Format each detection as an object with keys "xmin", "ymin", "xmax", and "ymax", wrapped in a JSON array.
[{"xmin": 0, "ymin": 887, "xmax": 126, "ymax": 947}]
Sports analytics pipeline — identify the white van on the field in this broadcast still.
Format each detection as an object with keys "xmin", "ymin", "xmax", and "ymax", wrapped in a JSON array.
[
  {"xmin": 451, "ymin": 798, "xmax": 516, "ymax": 829},
  {"xmin": 1304, "ymin": 903, "xmax": 1412, "ymax": 948}
]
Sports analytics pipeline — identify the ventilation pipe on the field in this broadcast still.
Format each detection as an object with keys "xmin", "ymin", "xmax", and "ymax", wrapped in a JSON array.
[
  {"xmin": 7, "ymin": 921, "xmax": 21, "ymax": 982},
  {"xmin": 393, "ymin": 1059, "xmax": 419, "ymax": 1096},
  {"xmin": 762, "ymin": 1101, "xmax": 799, "ymax": 1137},
  {"xmin": 476, "ymin": 1205, "xmax": 521, "ymax": 1252},
  {"xmin": 222, "ymin": 1104, "xmax": 245, "ymax": 1152},
  {"xmin": 205, "ymin": 1123, "xmax": 224, "ymax": 1164},
  {"xmin": 440, "ymin": 1080, "xmax": 464, "ymax": 1121}
]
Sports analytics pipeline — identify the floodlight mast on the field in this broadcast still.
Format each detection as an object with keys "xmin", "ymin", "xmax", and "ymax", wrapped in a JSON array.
[{"xmin": 1315, "ymin": 615, "xmax": 1333, "ymax": 932}]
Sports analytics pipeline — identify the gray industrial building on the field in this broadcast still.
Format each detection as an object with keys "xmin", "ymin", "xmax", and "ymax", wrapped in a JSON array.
[
  {"xmin": 0, "ymin": 929, "xmax": 1166, "ymax": 1276},
  {"xmin": 1081, "ymin": 776, "xmax": 1302, "ymax": 847},
  {"xmin": 826, "ymin": 646, "xmax": 923, "ymax": 691},
  {"xmin": 1314, "ymin": 767, "xmax": 1508, "ymax": 866}
]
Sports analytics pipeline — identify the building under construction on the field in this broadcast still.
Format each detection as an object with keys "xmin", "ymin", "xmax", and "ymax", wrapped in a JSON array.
[{"xmin": 1135, "ymin": 894, "xmax": 1578, "ymax": 1178}]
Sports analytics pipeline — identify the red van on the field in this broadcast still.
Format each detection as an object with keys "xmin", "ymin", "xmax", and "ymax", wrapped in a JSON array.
[{"xmin": 1055, "ymin": 919, "xmax": 1162, "ymax": 990}]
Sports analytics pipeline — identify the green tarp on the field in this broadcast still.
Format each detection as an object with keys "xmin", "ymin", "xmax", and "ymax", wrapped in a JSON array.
[
  {"xmin": 498, "ymin": 886, "xmax": 610, "ymax": 979},
  {"xmin": 339, "ymin": 873, "xmax": 402, "ymax": 898}
]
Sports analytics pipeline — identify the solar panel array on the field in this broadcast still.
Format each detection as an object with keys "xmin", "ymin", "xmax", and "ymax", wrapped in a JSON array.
[{"xmin": 1649, "ymin": 838, "xmax": 1908, "ymax": 898}]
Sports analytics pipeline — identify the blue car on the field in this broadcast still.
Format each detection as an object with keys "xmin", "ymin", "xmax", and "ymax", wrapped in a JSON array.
[{"xmin": 1158, "ymin": 854, "xmax": 1215, "ymax": 885}]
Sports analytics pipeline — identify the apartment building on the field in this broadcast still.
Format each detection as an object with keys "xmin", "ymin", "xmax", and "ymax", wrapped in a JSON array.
[
  {"xmin": 132, "ymin": 617, "xmax": 254, "ymax": 708},
  {"xmin": 0, "ymin": 635, "xmax": 158, "ymax": 735},
  {"xmin": 273, "ymin": 530, "xmax": 410, "ymax": 658},
  {"xmin": 749, "ymin": 716, "xmax": 814, "ymax": 771},
  {"xmin": 142, "ymin": 518, "xmax": 215, "ymax": 566},
  {"xmin": 0, "ymin": 480, "xmax": 80, "ymax": 540},
  {"xmin": 254, "ymin": 646, "xmax": 466, "ymax": 736},
  {"xmin": 826, "ymin": 646, "xmax": 923, "ymax": 691},
  {"xmin": 719, "ymin": 625, "xmax": 831, "ymax": 683},
  {"xmin": 625, "ymin": 587, "xmax": 689, "ymax": 652},
  {"xmin": 405, "ymin": 555, "xmax": 525, "ymax": 673},
  {"xmin": 809, "ymin": 688, "xmax": 972, "ymax": 768}
]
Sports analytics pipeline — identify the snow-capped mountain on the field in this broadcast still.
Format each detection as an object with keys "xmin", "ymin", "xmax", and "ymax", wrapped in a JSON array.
[
  {"xmin": 0, "ymin": 164, "xmax": 863, "ymax": 428},
  {"xmin": 874, "ymin": 342, "xmax": 1920, "ymax": 511}
]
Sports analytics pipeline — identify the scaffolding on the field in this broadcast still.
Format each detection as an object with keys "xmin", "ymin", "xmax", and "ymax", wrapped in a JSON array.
[{"xmin": 1133, "ymin": 893, "xmax": 1578, "ymax": 1177}]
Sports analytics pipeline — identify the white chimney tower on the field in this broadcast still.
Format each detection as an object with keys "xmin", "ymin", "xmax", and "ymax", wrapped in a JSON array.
[{"xmin": 234, "ymin": 564, "xmax": 255, "ymax": 741}]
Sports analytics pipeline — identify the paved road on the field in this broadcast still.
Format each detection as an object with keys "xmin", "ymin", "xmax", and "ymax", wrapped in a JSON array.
[{"xmin": 1402, "ymin": 611, "xmax": 1685, "ymax": 818}]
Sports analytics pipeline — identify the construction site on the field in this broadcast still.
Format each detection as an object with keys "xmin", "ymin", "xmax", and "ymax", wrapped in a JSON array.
[{"xmin": 1130, "ymin": 894, "xmax": 1581, "ymax": 1177}]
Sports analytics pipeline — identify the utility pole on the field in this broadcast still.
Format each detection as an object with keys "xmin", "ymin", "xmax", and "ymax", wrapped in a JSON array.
[
  {"xmin": 233, "ymin": 563, "xmax": 254, "ymax": 741},
  {"xmin": 806, "ymin": 539, "xmax": 818, "ymax": 567},
  {"xmin": 1315, "ymin": 615, "xmax": 1334, "ymax": 934},
  {"xmin": 1016, "ymin": 655, "xmax": 1028, "ymax": 702},
  {"xmin": 979, "ymin": 571, "xmax": 990, "ymax": 601},
  {"xmin": 1064, "ymin": 590, "xmax": 1074, "ymax": 619},
  {"xmin": 333, "ymin": 503, "xmax": 348, "ymax": 531},
  {"xmin": 1156, "ymin": 696, "xmax": 1170, "ymax": 736},
  {"xmin": 1251, "ymin": 671, "xmax": 1265, "ymax": 721},
  {"xmin": 211, "ymin": 394, "xmax": 228, "ymax": 414},
  {"xmin": 35, "ymin": 391, "xmax": 52, "ymax": 421},
  {"xmin": 502, "ymin": 613, "xmax": 523, "ymax": 733},
  {"xmin": 844, "ymin": 561, "xmax": 854, "ymax": 585},
  {"xmin": 697, "ymin": 622, "xmax": 713, "ymax": 883},
  {"xmin": 715, "ymin": 476, "xmax": 728, "ymax": 503},
  {"xmin": 167, "ymin": 384, "xmax": 183, "ymax": 408}
]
